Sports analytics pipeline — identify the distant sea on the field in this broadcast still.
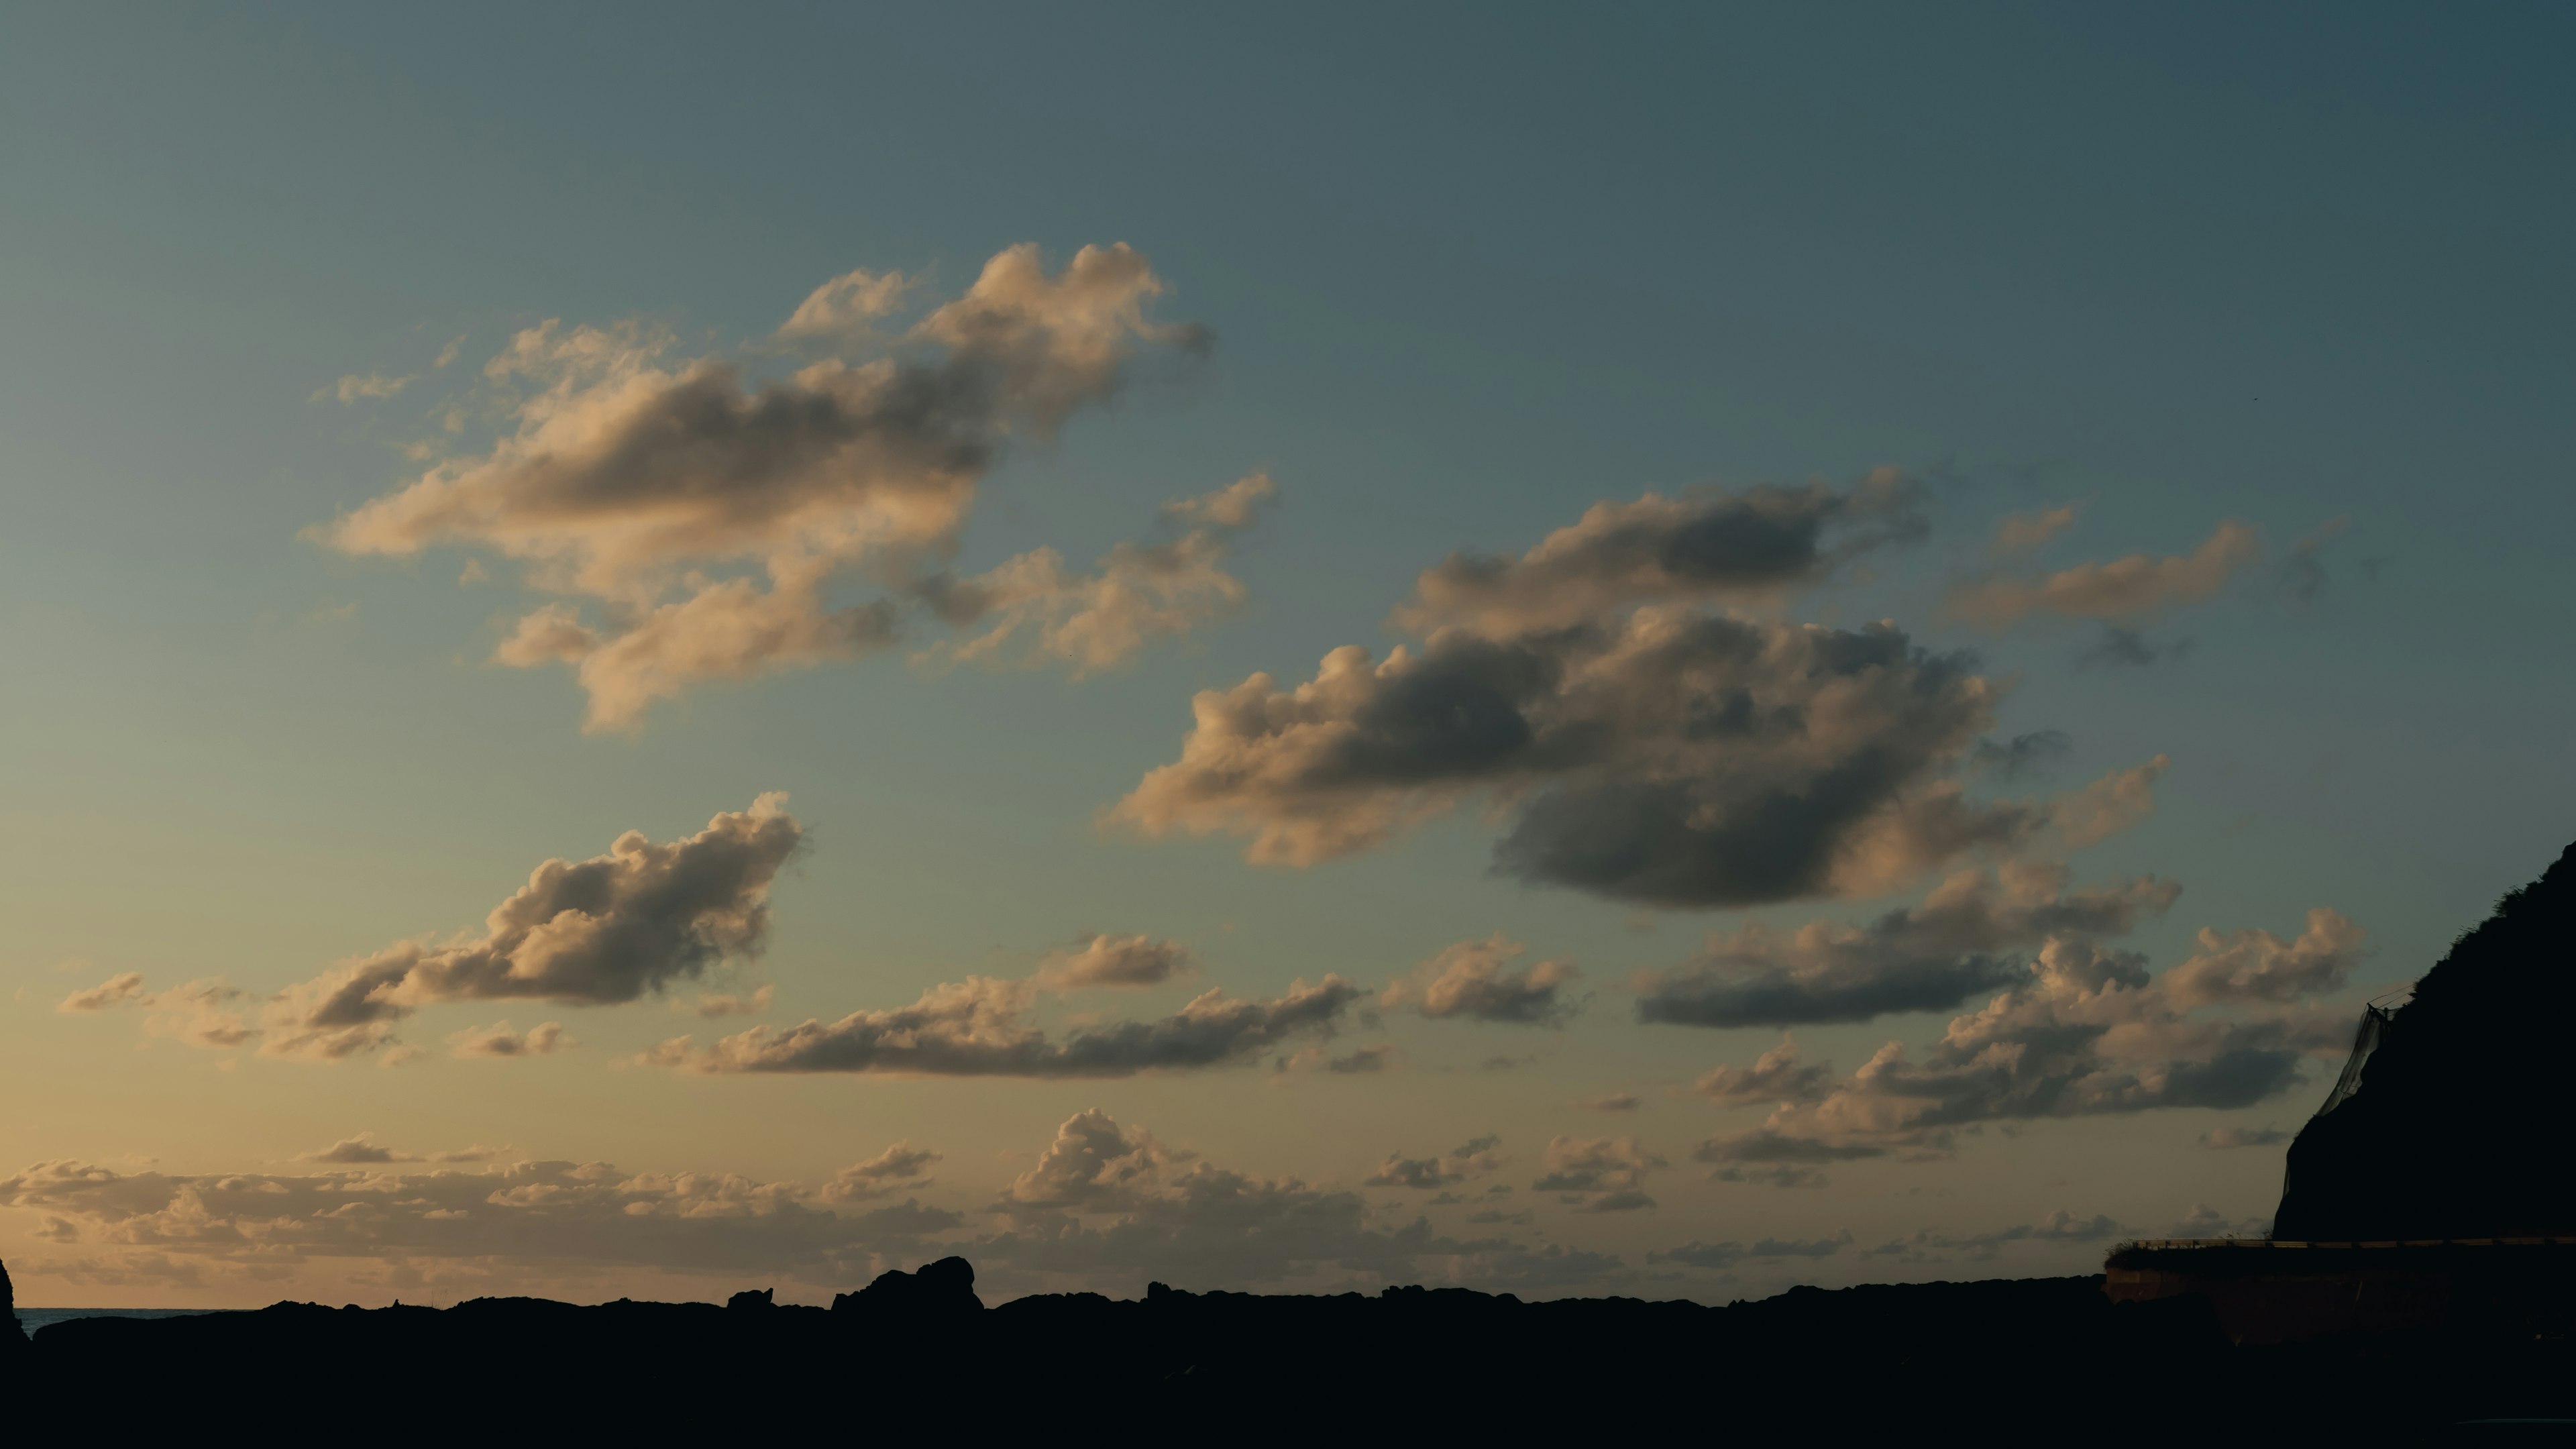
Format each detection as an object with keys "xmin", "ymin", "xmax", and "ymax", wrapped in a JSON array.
[{"xmin": 17, "ymin": 1308, "xmax": 228, "ymax": 1339}]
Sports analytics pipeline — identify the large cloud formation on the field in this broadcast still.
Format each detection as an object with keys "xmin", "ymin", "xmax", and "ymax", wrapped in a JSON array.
[
  {"xmin": 1117, "ymin": 610, "xmax": 2021, "ymax": 906},
  {"xmin": 1688, "ymin": 908, "xmax": 2367, "ymax": 1179},
  {"xmin": 1635, "ymin": 861, "xmax": 2180, "ymax": 1028},
  {"xmin": 260, "ymin": 796, "xmax": 804, "ymax": 1061},
  {"xmin": 317, "ymin": 244, "xmax": 1244, "ymax": 731},
  {"xmin": 1114, "ymin": 472, "xmax": 2177, "ymax": 909}
]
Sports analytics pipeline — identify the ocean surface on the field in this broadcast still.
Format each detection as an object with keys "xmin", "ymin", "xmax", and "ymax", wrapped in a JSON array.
[{"xmin": 17, "ymin": 1308, "xmax": 227, "ymax": 1338}]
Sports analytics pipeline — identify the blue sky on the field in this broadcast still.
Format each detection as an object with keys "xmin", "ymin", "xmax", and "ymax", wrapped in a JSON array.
[{"xmin": 3, "ymin": 2, "xmax": 2570, "ymax": 1306}]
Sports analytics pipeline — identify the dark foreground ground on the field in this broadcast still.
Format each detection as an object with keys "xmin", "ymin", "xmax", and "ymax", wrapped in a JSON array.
[{"xmin": 5, "ymin": 1259, "xmax": 2571, "ymax": 1436}]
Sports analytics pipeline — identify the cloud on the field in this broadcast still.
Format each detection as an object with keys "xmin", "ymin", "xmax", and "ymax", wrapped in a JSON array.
[
  {"xmin": 2279, "ymin": 516, "xmax": 2351, "ymax": 608},
  {"xmin": 1693, "ymin": 1037, "xmax": 1833, "ymax": 1106},
  {"xmin": 1717, "ymin": 914, "xmax": 2365, "ymax": 1162},
  {"xmin": 59, "ymin": 974, "xmax": 256, "ymax": 1047},
  {"xmin": 688, "ymin": 985, "xmax": 775, "ymax": 1018},
  {"xmin": 1862, "ymin": 1209, "xmax": 2129, "ymax": 1261},
  {"xmin": 1581, "ymin": 1092, "xmax": 1643, "ymax": 1112},
  {"xmin": 1364, "ymin": 1136, "xmax": 1505, "ymax": 1190},
  {"xmin": 0, "ymin": 1154, "xmax": 958, "ymax": 1295},
  {"xmin": 1390, "ymin": 470, "xmax": 1925, "ymax": 637},
  {"xmin": 2074, "ymin": 625, "xmax": 2191, "ymax": 670},
  {"xmin": 2050, "ymin": 755, "xmax": 2169, "ymax": 849},
  {"xmin": 1116, "ymin": 610, "xmax": 2019, "ymax": 908},
  {"xmin": 975, "ymin": 1111, "xmax": 1594, "ymax": 1295},
  {"xmin": 316, "ymin": 244, "xmax": 1209, "ymax": 732},
  {"xmin": 260, "ymin": 796, "xmax": 804, "ymax": 1061},
  {"xmin": 298, "ymin": 1134, "xmax": 410, "ymax": 1165},
  {"xmin": 678, "ymin": 974, "xmax": 1361, "ymax": 1077},
  {"xmin": 818, "ymin": 1142, "xmax": 941, "ymax": 1203},
  {"xmin": 1648, "ymin": 1230, "xmax": 1852, "ymax": 1269},
  {"xmin": 1031, "ymin": 933, "xmax": 1196, "ymax": 990},
  {"xmin": 918, "ymin": 475, "xmax": 1276, "ymax": 678},
  {"xmin": 2159, "ymin": 909, "xmax": 2365, "ymax": 1008},
  {"xmin": 1379, "ymin": 934, "xmax": 1582, "ymax": 1026},
  {"xmin": 2198, "ymin": 1125, "xmax": 2290, "ymax": 1150},
  {"xmin": 776, "ymin": 267, "xmax": 914, "ymax": 339},
  {"xmin": 1635, "ymin": 861, "xmax": 2180, "ymax": 1028},
  {"xmin": 1949, "ymin": 521, "xmax": 2263, "ymax": 627},
  {"xmin": 447, "ymin": 1020, "xmax": 574, "ymax": 1058},
  {"xmin": 316, "ymin": 372, "xmax": 414, "ymax": 404},
  {"xmin": 1989, "ymin": 505, "xmax": 2077, "ymax": 557},
  {"xmin": 1969, "ymin": 729, "xmax": 2071, "ymax": 782},
  {"xmin": 59, "ymin": 973, "xmax": 148, "ymax": 1012},
  {"xmin": 1529, "ymin": 1136, "xmax": 1663, "ymax": 1212}
]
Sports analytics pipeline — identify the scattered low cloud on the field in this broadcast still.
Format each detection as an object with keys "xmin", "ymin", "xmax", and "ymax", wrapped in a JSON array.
[
  {"xmin": 1581, "ymin": 1092, "xmax": 1643, "ymax": 1113},
  {"xmin": 1379, "ymin": 934, "xmax": 1582, "ymax": 1026},
  {"xmin": 2279, "ymin": 516, "xmax": 2352, "ymax": 608},
  {"xmin": 315, "ymin": 372, "xmax": 415, "ymax": 405},
  {"xmin": 1701, "ymin": 905, "xmax": 2365, "ymax": 1166},
  {"xmin": 260, "ymin": 795, "xmax": 803, "ymax": 1062},
  {"xmin": 1989, "ymin": 504, "xmax": 2077, "ymax": 557},
  {"xmin": 447, "ymin": 1020, "xmax": 573, "ymax": 1058},
  {"xmin": 58, "ymin": 973, "xmax": 150, "ymax": 1012},
  {"xmin": 1862, "ymin": 1209, "xmax": 2129, "ymax": 1261},
  {"xmin": 916, "ymin": 475, "xmax": 1277, "ymax": 678},
  {"xmin": 1391, "ymin": 470, "xmax": 1924, "ymax": 637},
  {"xmin": 1648, "ymin": 1230, "xmax": 1852, "ymax": 1269},
  {"xmin": 1032, "ymin": 933, "xmax": 1196, "ymax": 990},
  {"xmin": 1693, "ymin": 1037, "xmax": 1833, "ymax": 1107},
  {"xmin": 0, "ymin": 1148, "xmax": 959, "ymax": 1296},
  {"xmin": 674, "ymin": 973, "xmax": 1361, "ymax": 1077},
  {"xmin": 1949, "ymin": 521, "xmax": 2262, "ymax": 628},
  {"xmin": 2160, "ymin": 909, "xmax": 2365, "ymax": 1009},
  {"xmin": 775, "ymin": 266, "xmax": 915, "ymax": 339},
  {"xmin": 1970, "ymin": 729, "xmax": 2071, "ymax": 781},
  {"xmin": 316, "ymin": 243, "xmax": 1218, "ymax": 733},
  {"xmin": 1635, "ymin": 860, "xmax": 2180, "ymax": 1029},
  {"xmin": 2075, "ymin": 625, "xmax": 2191, "ymax": 670},
  {"xmin": 688, "ymin": 985, "xmax": 775, "ymax": 1018},
  {"xmin": 2198, "ymin": 1125, "xmax": 2290, "ymax": 1150},
  {"xmin": 1532, "ymin": 1136, "xmax": 1664, "ymax": 1212},
  {"xmin": 1364, "ymin": 1136, "xmax": 1505, "ymax": 1190}
]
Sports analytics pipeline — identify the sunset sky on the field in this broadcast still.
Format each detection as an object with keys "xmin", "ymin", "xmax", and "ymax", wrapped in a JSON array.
[{"xmin": 5, "ymin": 3, "xmax": 2571, "ymax": 1308}]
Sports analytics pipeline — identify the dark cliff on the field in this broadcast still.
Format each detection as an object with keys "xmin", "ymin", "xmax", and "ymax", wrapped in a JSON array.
[
  {"xmin": 1, "ymin": 1255, "xmax": 20, "ymax": 1366},
  {"xmin": 2274, "ymin": 841, "xmax": 2576, "ymax": 1240}
]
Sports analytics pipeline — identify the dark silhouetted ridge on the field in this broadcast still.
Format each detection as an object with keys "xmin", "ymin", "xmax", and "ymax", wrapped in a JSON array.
[
  {"xmin": 2274, "ymin": 840, "xmax": 2576, "ymax": 1240},
  {"xmin": 7, "ymin": 1265, "xmax": 2569, "ymax": 1431}
]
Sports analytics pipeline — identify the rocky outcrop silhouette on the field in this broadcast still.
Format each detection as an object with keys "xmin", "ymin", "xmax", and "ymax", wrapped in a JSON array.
[
  {"xmin": 830, "ymin": 1254, "xmax": 981, "ymax": 1319},
  {"xmin": 2275, "ymin": 841, "xmax": 2576, "ymax": 1240},
  {"xmin": 726, "ymin": 1287, "xmax": 775, "ymax": 1310},
  {"xmin": 11, "ymin": 1265, "xmax": 2567, "ymax": 1432},
  {"xmin": 1, "ymin": 1254, "xmax": 22, "ymax": 1371}
]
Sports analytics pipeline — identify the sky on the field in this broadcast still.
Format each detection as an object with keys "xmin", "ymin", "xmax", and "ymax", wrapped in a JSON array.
[{"xmin": 3, "ymin": 1, "xmax": 2571, "ymax": 1309}]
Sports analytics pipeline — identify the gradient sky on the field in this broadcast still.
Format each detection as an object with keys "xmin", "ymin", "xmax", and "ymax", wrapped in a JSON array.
[{"xmin": 5, "ymin": 2, "xmax": 2571, "ymax": 1308}]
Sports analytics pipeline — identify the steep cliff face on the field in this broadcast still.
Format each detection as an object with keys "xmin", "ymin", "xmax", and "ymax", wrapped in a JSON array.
[
  {"xmin": 2, "ymin": 1254, "xmax": 23, "ymax": 1366},
  {"xmin": 2274, "ymin": 841, "xmax": 2576, "ymax": 1240}
]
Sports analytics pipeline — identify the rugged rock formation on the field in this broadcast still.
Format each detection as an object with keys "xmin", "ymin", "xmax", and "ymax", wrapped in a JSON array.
[
  {"xmin": 2274, "ymin": 841, "xmax": 2576, "ymax": 1240},
  {"xmin": 830, "ymin": 1254, "xmax": 981, "ymax": 1318},
  {"xmin": 1, "ymin": 1254, "xmax": 21, "ymax": 1366},
  {"xmin": 726, "ymin": 1288, "xmax": 775, "ymax": 1310}
]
